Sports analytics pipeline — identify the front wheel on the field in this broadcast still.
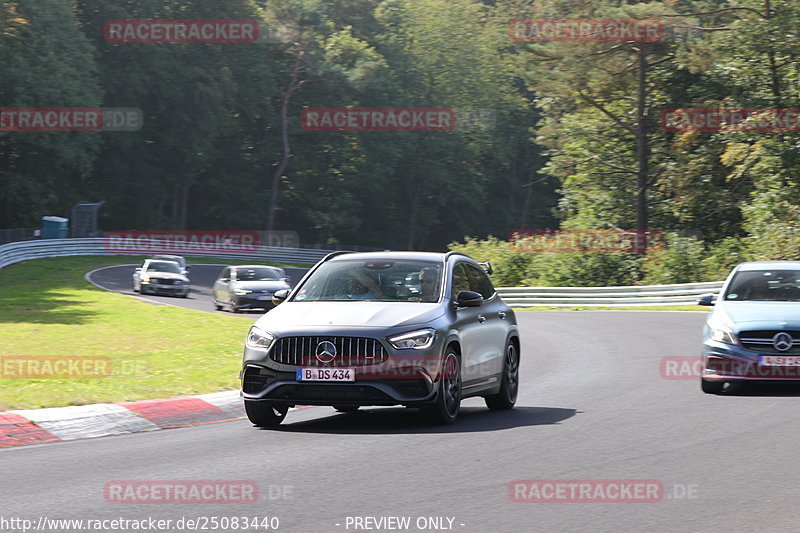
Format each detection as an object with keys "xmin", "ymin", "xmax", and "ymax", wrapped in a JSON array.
[
  {"xmin": 244, "ymin": 400, "xmax": 288, "ymax": 427},
  {"xmin": 421, "ymin": 349, "xmax": 461, "ymax": 425},
  {"xmin": 485, "ymin": 340, "xmax": 519, "ymax": 410}
]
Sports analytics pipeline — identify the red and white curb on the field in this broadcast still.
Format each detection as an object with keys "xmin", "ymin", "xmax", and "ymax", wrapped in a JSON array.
[{"xmin": 0, "ymin": 391, "xmax": 245, "ymax": 448}]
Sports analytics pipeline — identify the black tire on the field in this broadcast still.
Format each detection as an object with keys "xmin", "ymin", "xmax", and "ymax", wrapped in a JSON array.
[
  {"xmin": 244, "ymin": 401, "xmax": 288, "ymax": 427},
  {"xmin": 701, "ymin": 379, "xmax": 725, "ymax": 394},
  {"xmin": 485, "ymin": 340, "xmax": 519, "ymax": 410},
  {"xmin": 421, "ymin": 349, "xmax": 461, "ymax": 425},
  {"xmin": 333, "ymin": 405, "xmax": 359, "ymax": 413},
  {"xmin": 133, "ymin": 284, "xmax": 140, "ymax": 293}
]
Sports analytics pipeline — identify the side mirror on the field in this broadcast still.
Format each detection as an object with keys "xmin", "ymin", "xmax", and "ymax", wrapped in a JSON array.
[
  {"xmin": 456, "ymin": 290, "xmax": 483, "ymax": 308},
  {"xmin": 281, "ymin": 277, "xmax": 291, "ymax": 283},
  {"xmin": 185, "ymin": 265, "xmax": 191, "ymax": 271},
  {"xmin": 697, "ymin": 294, "xmax": 716, "ymax": 306},
  {"xmin": 272, "ymin": 289, "xmax": 289, "ymax": 305}
]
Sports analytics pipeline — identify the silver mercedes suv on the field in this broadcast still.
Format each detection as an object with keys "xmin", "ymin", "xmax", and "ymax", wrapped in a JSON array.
[{"xmin": 240, "ymin": 251, "xmax": 520, "ymax": 427}]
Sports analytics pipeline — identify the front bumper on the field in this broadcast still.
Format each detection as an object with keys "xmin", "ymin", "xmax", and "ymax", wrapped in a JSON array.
[
  {"xmin": 702, "ymin": 341, "xmax": 800, "ymax": 381},
  {"xmin": 241, "ymin": 354, "xmax": 443, "ymax": 407},
  {"xmin": 233, "ymin": 294, "xmax": 276, "ymax": 310},
  {"xmin": 142, "ymin": 282, "xmax": 189, "ymax": 296}
]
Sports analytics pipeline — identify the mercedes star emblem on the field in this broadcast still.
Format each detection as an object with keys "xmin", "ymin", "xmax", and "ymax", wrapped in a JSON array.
[
  {"xmin": 315, "ymin": 340, "xmax": 337, "ymax": 363},
  {"xmin": 772, "ymin": 332, "xmax": 793, "ymax": 352}
]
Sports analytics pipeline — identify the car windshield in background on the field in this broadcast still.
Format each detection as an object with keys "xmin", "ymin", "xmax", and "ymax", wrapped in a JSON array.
[
  {"xmin": 152, "ymin": 255, "xmax": 185, "ymax": 265},
  {"xmin": 235, "ymin": 268, "xmax": 281, "ymax": 281},
  {"xmin": 294, "ymin": 259, "xmax": 443, "ymax": 302},
  {"xmin": 147, "ymin": 261, "xmax": 182, "ymax": 274},
  {"xmin": 724, "ymin": 270, "xmax": 800, "ymax": 301}
]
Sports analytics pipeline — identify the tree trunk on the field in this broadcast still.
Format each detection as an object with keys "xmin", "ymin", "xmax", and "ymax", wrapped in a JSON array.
[
  {"xmin": 267, "ymin": 50, "xmax": 306, "ymax": 233},
  {"xmin": 635, "ymin": 47, "xmax": 649, "ymax": 234},
  {"xmin": 266, "ymin": 83, "xmax": 293, "ymax": 233}
]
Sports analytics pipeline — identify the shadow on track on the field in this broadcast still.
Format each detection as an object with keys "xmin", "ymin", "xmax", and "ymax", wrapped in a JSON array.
[{"xmin": 257, "ymin": 405, "xmax": 578, "ymax": 435}]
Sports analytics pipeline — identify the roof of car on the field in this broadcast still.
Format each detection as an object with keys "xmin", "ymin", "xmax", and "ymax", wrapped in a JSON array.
[
  {"xmin": 736, "ymin": 261, "xmax": 800, "ymax": 271},
  {"xmin": 327, "ymin": 251, "xmax": 466, "ymax": 262}
]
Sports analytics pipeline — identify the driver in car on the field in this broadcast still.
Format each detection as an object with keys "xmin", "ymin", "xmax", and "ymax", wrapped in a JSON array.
[
  {"xmin": 337, "ymin": 272, "xmax": 384, "ymax": 300},
  {"xmin": 419, "ymin": 267, "xmax": 440, "ymax": 302}
]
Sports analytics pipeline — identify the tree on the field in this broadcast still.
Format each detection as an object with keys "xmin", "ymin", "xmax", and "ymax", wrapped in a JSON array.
[{"xmin": 0, "ymin": 0, "xmax": 102, "ymax": 227}]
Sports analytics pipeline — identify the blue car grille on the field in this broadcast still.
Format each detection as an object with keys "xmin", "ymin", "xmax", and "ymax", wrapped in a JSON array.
[{"xmin": 739, "ymin": 330, "xmax": 800, "ymax": 354}]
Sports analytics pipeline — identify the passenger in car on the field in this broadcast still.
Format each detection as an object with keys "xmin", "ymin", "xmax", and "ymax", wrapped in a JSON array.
[{"xmin": 419, "ymin": 267, "xmax": 440, "ymax": 302}]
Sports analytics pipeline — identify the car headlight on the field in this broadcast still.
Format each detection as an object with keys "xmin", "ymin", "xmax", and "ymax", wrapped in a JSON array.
[
  {"xmin": 388, "ymin": 328, "xmax": 437, "ymax": 350},
  {"xmin": 710, "ymin": 327, "xmax": 737, "ymax": 345},
  {"xmin": 234, "ymin": 289, "xmax": 252, "ymax": 295},
  {"xmin": 246, "ymin": 326, "xmax": 275, "ymax": 351}
]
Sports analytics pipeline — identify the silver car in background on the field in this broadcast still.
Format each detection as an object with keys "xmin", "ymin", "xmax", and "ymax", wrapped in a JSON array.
[
  {"xmin": 699, "ymin": 261, "xmax": 800, "ymax": 393},
  {"xmin": 132, "ymin": 259, "xmax": 190, "ymax": 297},
  {"xmin": 151, "ymin": 254, "xmax": 189, "ymax": 275}
]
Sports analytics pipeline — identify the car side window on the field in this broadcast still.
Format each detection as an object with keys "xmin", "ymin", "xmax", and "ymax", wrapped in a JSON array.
[
  {"xmin": 465, "ymin": 264, "xmax": 494, "ymax": 299},
  {"xmin": 451, "ymin": 263, "xmax": 471, "ymax": 299}
]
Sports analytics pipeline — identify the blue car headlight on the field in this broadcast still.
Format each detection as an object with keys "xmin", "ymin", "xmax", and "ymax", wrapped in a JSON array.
[{"xmin": 710, "ymin": 327, "xmax": 737, "ymax": 345}]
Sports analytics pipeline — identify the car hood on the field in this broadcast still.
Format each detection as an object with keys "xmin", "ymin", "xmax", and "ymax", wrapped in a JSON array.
[
  {"xmin": 712, "ymin": 301, "xmax": 800, "ymax": 331},
  {"xmin": 147, "ymin": 272, "xmax": 188, "ymax": 281},
  {"xmin": 233, "ymin": 281, "xmax": 288, "ymax": 291},
  {"xmin": 255, "ymin": 301, "xmax": 445, "ymax": 329}
]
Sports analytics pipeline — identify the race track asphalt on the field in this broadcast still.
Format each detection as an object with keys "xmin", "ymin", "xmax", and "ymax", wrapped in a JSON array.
[{"xmin": 5, "ymin": 298, "xmax": 800, "ymax": 532}]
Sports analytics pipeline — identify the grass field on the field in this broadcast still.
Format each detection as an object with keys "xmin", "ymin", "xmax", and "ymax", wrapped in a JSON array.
[{"xmin": 0, "ymin": 255, "xmax": 276, "ymax": 411}]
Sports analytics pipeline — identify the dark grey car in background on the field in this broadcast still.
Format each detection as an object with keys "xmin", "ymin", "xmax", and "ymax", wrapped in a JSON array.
[
  {"xmin": 213, "ymin": 265, "xmax": 291, "ymax": 313},
  {"xmin": 240, "ymin": 251, "xmax": 520, "ymax": 427}
]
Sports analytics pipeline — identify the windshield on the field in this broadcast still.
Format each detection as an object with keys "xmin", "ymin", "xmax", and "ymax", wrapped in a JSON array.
[
  {"xmin": 146, "ymin": 261, "xmax": 182, "ymax": 274},
  {"xmin": 724, "ymin": 270, "xmax": 800, "ymax": 301},
  {"xmin": 234, "ymin": 267, "xmax": 281, "ymax": 281},
  {"xmin": 293, "ymin": 259, "xmax": 443, "ymax": 302},
  {"xmin": 153, "ymin": 255, "xmax": 183, "ymax": 265}
]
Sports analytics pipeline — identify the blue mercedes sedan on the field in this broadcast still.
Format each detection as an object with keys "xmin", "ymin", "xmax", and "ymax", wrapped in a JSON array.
[{"xmin": 699, "ymin": 261, "xmax": 800, "ymax": 394}]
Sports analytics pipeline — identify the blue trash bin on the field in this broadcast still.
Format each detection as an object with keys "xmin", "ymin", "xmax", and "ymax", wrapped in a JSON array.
[{"xmin": 41, "ymin": 216, "xmax": 69, "ymax": 239}]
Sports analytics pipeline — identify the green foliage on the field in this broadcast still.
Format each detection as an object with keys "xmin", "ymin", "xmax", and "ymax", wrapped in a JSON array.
[
  {"xmin": 449, "ymin": 236, "xmax": 644, "ymax": 287},
  {"xmin": 640, "ymin": 234, "xmax": 706, "ymax": 284},
  {"xmin": 1, "ymin": 0, "xmax": 549, "ymax": 250}
]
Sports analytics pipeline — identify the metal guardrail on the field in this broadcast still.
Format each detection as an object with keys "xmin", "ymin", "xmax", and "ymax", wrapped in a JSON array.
[
  {"xmin": 496, "ymin": 281, "xmax": 724, "ymax": 307},
  {"xmin": 0, "ymin": 238, "xmax": 724, "ymax": 306},
  {"xmin": 0, "ymin": 238, "xmax": 336, "ymax": 269}
]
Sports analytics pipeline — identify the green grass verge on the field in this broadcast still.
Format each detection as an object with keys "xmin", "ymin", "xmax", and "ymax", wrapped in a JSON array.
[
  {"xmin": 514, "ymin": 305, "xmax": 710, "ymax": 311},
  {"xmin": 0, "ymin": 255, "xmax": 265, "ymax": 411}
]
